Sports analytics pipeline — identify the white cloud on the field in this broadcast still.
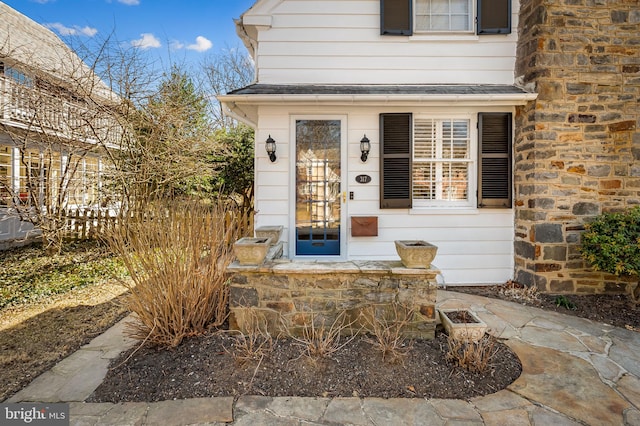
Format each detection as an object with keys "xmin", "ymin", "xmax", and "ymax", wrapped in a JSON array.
[
  {"xmin": 170, "ymin": 40, "xmax": 184, "ymax": 50},
  {"xmin": 78, "ymin": 26, "xmax": 98, "ymax": 36},
  {"xmin": 117, "ymin": 0, "xmax": 140, "ymax": 5},
  {"xmin": 46, "ymin": 23, "xmax": 98, "ymax": 37},
  {"xmin": 186, "ymin": 36, "xmax": 212, "ymax": 52},
  {"xmin": 131, "ymin": 33, "xmax": 161, "ymax": 49}
]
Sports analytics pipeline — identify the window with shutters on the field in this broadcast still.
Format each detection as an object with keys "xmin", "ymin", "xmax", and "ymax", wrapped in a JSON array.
[
  {"xmin": 380, "ymin": 112, "xmax": 512, "ymax": 210},
  {"xmin": 381, "ymin": 0, "xmax": 511, "ymax": 35},
  {"xmin": 413, "ymin": 118, "xmax": 472, "ymax": 207}
]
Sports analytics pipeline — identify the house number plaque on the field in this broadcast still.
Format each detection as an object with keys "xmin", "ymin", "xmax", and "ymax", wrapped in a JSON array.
[{"xmin": 355, "ymin": 174, "xmax": 372, "ymax": 184}]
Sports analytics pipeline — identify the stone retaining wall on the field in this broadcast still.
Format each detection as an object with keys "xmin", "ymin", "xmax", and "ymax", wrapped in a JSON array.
[
  {"xmin": 227, "ymin": 261, "xmax": 438, "ymax": 339},
  {"xmin": 514, "ymin": 0, "xmax": 639, "ymax": 294}
]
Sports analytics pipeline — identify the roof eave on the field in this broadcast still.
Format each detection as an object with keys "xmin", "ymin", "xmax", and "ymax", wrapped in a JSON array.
[
  {"xmin": 236, "ymin": 0, "xmax": 279, "ymax": 60},
  {"xmin": 218, "ymin": 99, "xmax": 258, "ymax": 128},
  {"xmin": 217, "ymin": 92, "xmax": 539, "ymax": 107}
]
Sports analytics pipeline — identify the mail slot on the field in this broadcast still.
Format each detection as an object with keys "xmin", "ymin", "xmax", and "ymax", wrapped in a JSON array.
[{"xmin": 351, "ymin": 216, "xmax": 378, "ymax": 237}]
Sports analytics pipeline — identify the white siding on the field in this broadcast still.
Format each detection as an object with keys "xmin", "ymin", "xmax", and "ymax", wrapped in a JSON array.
[
  {"xmin": 248, "ymin": 0, "xmax": 520, "ymax": 85},
  {"xmin": 253, "ymin": 104, "xmax": 516, "ymax": 285}
]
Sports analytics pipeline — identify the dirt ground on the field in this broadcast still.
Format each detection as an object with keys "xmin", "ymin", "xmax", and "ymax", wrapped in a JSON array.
[
  {"xmin": 0, "ymin": 281, "xmax": 129, "ymax": 402},
  {"xmin": 89, "ymin": 330, "xmax": 521, "ymax": 402},
  {"xmin": 451, "ymin": 283, "xmax": 640, "ymax": 331}
]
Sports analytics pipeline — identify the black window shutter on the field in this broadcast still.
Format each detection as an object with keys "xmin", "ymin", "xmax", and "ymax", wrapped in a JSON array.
[
  {"xmin": 381, "ymin": 0, "xmax": 412, "ymax": 36},
  {"xmin": 477, "ymin": 0, "xmax": 511, "ymax": 34},
  {"xmin": 380, "ymin": 113, "xmax": 412, "ymax": 209},
  {"xmin": 478, "ymin": 112, "xmax": 512, "ymax": 208}
]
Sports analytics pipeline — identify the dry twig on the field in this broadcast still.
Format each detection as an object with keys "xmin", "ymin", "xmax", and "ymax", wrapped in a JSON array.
[
  {"xmin": 288, "ymin": 311, "xmax": 359, "ymax": 360},
  {"xmin": 362, "ymin": 303, "xmax": 414, "ymax": 364}
]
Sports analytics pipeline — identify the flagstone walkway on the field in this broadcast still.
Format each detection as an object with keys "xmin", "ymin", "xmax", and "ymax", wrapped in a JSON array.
[{"xmin": 7, "ymin": 290, "xmax": 640, "ymax": 425}]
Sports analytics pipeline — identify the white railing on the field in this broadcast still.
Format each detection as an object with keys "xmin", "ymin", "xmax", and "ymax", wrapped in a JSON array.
[{"xmin": 0, "ymin": 75, "xmax": 122, "ymax": 146}]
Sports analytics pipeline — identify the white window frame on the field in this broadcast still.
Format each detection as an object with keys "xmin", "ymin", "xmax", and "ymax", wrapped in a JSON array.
[
  {"xmin": 414, "ymin": 0, "xmax": 474, "ymax": 33},
  {"xmin": 0, "ymin": 145, "xmax": 12, "ymax": 207},
  {"xmin": 3, "ymin": 64, "xmax": 34, "ymax": 87},
  {"xmin": 412, "ymin": 114, "xmax": 476, "ymax": 208}
]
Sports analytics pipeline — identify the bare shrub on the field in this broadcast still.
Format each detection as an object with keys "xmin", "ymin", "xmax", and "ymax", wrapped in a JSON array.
[
  {"xmin": 226, "ymin": 309, "xmax": 273, "ymax": 365},
  {"xmin": 498, "ymin": 280, "xmax": 540, "ymax": 304},
  {"xmin": 106, "ymin": 199, "xmax": 250, "ymax": 347},
  {"xmin": 445, "ymin": 334, "xmax": 498, "ymax": 373},
  {"xmin": 289, "ymin": 311, "xmax": 358, "ymax": 360},
  {"xmin": 362, "ymin": 303, "xmax": 414, "ymax": 364}
]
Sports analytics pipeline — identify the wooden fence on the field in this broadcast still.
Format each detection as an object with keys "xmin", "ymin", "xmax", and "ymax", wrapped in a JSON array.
[
  {"xmin": 62, "ymin": 209, "xmax": 118, "ymax": 241},
  {"xmin": 61, "ymin": 207, "xmax": 255, "ymax": 242}
]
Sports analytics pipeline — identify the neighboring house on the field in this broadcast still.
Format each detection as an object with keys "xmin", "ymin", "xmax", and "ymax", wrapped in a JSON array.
[
  {"xmin": 0, "ymin": 2, "xmax": 118, "ymax": 248},
  {"xmin": 220, "ymin": 0, "xmax": 639, "ymax": 294}
]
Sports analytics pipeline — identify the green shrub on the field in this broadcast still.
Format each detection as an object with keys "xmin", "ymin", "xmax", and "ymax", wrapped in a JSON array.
[
  {"xmin": 580, "ymin": 207, "xmax": 640, "ymax": 298},
  {"xmin": 554, "ymin": 295, "xmax": 577, "ymax": 310}
]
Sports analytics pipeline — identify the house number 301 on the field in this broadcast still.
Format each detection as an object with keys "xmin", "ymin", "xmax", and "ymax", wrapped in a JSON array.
[{"xmin": 355, "ymin": 175, "xmax": 372, "ymax": 184}]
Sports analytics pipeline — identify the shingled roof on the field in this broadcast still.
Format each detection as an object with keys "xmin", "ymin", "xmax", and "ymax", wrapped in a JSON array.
[
  {"xmin": 0, "ymin": 2, "xmax": 113, "ymax": 99},
  {"xmin": 227, "ymin": 84, "xmax": 532, "ymax": 96},
  {"xmin": 218, "ymin": 83, "xmax": 537, "ymax": 127}
]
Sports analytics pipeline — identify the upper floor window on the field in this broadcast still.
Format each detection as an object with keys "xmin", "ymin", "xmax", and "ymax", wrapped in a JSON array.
[
  {"xmin": 1, "ymin": 63, "xmax": 33, "ymax": 87},
  {"xmin": 415, "ymin": 0, "xmax": 472, "ymax": 32},
  {"xmin": 381, "ymin": 0, "xmax": 511, "ymax": 36}
]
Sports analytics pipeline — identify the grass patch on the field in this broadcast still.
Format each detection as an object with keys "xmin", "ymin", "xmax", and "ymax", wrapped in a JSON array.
[
  {"xmin": 0, "ymin": 241, "xmax": 130, "ymax": 401},
  {"xmin": 0, "ymin": 241, "xmax": 128, "ymax": 309}
]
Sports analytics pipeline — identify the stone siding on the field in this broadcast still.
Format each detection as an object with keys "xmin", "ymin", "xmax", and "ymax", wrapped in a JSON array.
[
  {"xmin": 514, "ymin": 0, "xmax": 639, "ymax": 293},
  {"xmin": 227, "ymin": 261, "xmax": 438, "ymax": 339}
]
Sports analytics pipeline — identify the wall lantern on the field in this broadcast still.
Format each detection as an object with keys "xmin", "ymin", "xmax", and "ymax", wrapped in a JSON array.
[
  {"xmin": 265, "ymin": 135, "xmax": 277, "ymax": 162},
  {"xmin": 360, "ymin": 134, "xmax": 370, "ymax": 162}
]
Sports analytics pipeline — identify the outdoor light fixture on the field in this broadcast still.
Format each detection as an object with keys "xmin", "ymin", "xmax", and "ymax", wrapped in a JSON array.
[
  {"xmin": 265, "ymin": 135, "xmax": 277, "ymax": 162},
  {"xmin": 360, "ymin": 134, "xmax": 370, "ymax": 162}
]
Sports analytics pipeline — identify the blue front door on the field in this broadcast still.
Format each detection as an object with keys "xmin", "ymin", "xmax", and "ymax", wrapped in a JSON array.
[{"xmin": 295, "ymin": 119, "xmax": 341, "ymax": 256}]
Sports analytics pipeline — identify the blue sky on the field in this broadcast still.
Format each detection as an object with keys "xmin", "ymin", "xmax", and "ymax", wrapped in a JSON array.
[{"xmin": 4, "ymin": 0, "xmax": 257, "ymax": 66}]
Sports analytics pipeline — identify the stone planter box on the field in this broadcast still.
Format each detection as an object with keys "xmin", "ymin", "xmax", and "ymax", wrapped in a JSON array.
[
  {"xmin": 394, "ymin": 240, "xmax": 438, "ymax": 269},
  {"xmin": 233, "ymin": 237, "xmax": 272, "ymax": 265},
  {"xmin": 255, "ymin": 226, "xmax": 283, "ymax": 245},
  {"xmin": 438, "ymin": 308, "xmax": 487, "ymax": 342}
]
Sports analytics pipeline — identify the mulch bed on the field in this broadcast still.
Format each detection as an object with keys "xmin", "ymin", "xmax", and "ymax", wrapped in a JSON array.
[
  {"xmin": 89, "ymin": 330, "xmax": 521, "ymax": 403},
  {"xmin": 89, "ymin": 283, "xmax": 639, "ymax": 403},
  {"xmin": 451, "ymin": 284, "xmax": 640, "ymax": 331},
  {"xmin": 443, "ymin": 310, "xmax": 481, "ymax": 323}
]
